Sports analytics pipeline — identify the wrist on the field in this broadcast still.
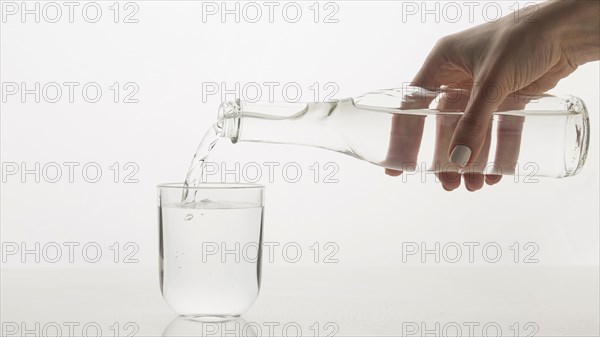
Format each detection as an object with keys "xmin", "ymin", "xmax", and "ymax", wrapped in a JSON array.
[{"xmin": 541, "ymin": 0, "xmax": 600, "ymax": 65}]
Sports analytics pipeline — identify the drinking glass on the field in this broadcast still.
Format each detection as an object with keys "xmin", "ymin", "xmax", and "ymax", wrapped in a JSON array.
[{"xmin": 158, "ymin": 183, "xmax": 265, "ymax": 320}]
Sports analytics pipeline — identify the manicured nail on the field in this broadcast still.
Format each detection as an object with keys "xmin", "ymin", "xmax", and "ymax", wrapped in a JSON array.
[
  {"xmin": 385, "ymin": 168, "xmax": 402, "ymax": 177},
  {"xmin": 450, "ymin": 145, "xmax": 471, "ymax": 167}
]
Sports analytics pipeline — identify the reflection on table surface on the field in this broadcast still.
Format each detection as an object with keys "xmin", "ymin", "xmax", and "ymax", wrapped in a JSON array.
[{"xmin": 1, "ymin": 266, "xmax": 598, "ymax": 336}]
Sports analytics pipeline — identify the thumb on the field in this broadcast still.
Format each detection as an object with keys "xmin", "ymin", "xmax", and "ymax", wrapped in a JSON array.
[{"xmin": 449, "ymin": 80, "xmax": 508, "ymax": 167}]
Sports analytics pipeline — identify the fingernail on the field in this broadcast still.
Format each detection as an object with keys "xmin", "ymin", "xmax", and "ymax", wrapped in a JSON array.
[
  {"xmin": 385, "ymin": 168, "xmax": 402, "ymax": 177},
  {"xmin": 450, "ymin": 145, "xmax": 471, "ymax": 167}
]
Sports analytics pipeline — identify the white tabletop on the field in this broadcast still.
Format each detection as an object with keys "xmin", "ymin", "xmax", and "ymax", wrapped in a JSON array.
[{"xmin": 1, "ymin": 266, "xmax": 598, "ymax": 336}]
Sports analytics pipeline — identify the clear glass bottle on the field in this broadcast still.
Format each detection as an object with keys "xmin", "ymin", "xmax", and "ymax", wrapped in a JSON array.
[{"xmin": 217, "ymin": 87, "xmax": 589, "ymax": 177}]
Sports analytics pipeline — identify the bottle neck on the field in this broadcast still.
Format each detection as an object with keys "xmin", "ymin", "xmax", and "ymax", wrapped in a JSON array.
[{"xmin": 217, "ymin": 99, "xmax": 350, "ymax": 151}]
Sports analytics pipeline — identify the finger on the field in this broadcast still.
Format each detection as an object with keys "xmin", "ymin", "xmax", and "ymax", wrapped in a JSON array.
[
  {"xmin": 434, "ymin": 115, "xmax": 461, "ymax": 190},
  {"xmin": 431, "ymin": 88, "xmax": 467, "ymax": 190},
  {"xmin": 463, "ymin": 117, "xmax": 493, "ymax": 191},
  {"xmin": 449, "ymin": 78, "xmax": 509, "ymax": 168},
  {"xmin": 385, "ymin": 168, "xmax": 403, "ymax": 177},
  {"xmin": 384, "ymin": 87, "xmax": 435, "ymax": 175},
  {"xmin": 463, "ymin": 173, "xmax": 485, "ymax": 192},
  {"xmin": 492, "ymin": 114, "xmax": 524, "ymax": 176},
  {"xmin": 485, "ymin": 174, "xmax": 502, "ymax": 185},
  {"xmin": 489, "ymin": 95, "xmax": 526, "ymax": 179},
  {"xmin": 384, "ymin": 114, "xmax": 427, "ymax": 175},
  {"xmin": 439, "ymin": 171, "xmax": 462, "ymax": 191}
]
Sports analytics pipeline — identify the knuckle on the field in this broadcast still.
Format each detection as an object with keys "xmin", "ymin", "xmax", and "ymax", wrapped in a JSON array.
[{"xmin": 434, "ymin": 35, "xmax": 456, "ymax": 51}]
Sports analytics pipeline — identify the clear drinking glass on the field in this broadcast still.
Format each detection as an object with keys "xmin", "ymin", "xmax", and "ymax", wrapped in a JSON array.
[{"xmin": 158, "ymin": 183, "xmax": 265, "ymax": 320}]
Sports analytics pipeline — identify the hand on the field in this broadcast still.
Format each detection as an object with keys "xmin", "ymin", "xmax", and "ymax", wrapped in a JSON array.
[
  {"xmin": 384, "ymin": 88, "xmax": 526, "ymax": 191},
  {"xmin": 385, "ymin": 0, "xmax": 600, "ymax": 191}
]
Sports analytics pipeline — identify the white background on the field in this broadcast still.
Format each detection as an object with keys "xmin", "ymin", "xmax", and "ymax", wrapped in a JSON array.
[
  {"xmin": 2, "ymin": 1, "xmax": 599, "ymax": 336},
  {"xmin": 1, "ymin": 1, "xmax": 598, "ymax": 268}
]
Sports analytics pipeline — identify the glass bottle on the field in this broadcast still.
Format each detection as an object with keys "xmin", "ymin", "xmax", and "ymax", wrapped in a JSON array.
[{"xmin": 217, "ymin": 87, "xmax": 589, "ymax": 177}]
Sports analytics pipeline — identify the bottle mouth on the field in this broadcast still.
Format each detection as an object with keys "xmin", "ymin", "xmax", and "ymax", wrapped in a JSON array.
[
  {"xmin": 217, "ymin": 99, "xmax": 242, "ymax": 143},
  {"xmin": 218, "ymin": 99, "xmax": 241, "ymax": 120}
]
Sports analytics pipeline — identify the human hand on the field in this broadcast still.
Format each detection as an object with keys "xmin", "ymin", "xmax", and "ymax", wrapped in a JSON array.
[
  {"xmin": 386, "ymin": 0, "xmax": 599, "ymax": 191},
  {"xmin": 384, "ymin": 88, "xmax": 526, "ymax": 191}
]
